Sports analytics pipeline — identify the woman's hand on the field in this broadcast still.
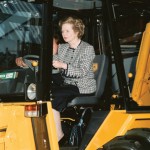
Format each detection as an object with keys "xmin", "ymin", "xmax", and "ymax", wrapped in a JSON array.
[
  {"xmin": 53, "ymin": 60, "xmax": 67, "ymax": 69},
  {"xmin": 15, "ymin": 57, "xmax": 28, "ymax": 67}
]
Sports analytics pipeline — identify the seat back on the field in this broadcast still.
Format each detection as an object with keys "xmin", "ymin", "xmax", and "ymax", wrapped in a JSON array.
[
  {"xmin": 93, "ymin": 54, "xmax": 109, "ymax": 98},
  {"xmin": 66, "ymin": 54, "xmax": 109, "ymax": 107}
]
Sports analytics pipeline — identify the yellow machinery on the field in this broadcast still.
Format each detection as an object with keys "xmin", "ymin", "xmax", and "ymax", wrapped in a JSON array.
[
  {"xmin": 0, "ymin": 21, "xmax": 150, "ymax": 149},
  {"xmin": 0, "ymin": 0, "xmax": 150, "ymax": 150}
]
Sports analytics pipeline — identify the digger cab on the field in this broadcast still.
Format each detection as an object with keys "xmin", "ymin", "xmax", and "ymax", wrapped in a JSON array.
[
  {"xmin": 0, "ymin": 0, "xmax": 105, "ymax": 149},
  {"xmin": 0, "ymin": 0, "xmax": 150, "ymax": 150}
]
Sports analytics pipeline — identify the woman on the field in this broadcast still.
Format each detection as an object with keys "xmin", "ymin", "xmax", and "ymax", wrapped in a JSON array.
[{"xmin": 52, "ymin": 16, "xmax": 96, "ymax": 142}]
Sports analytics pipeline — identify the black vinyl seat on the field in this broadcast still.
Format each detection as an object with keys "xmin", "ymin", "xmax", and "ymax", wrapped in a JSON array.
[{"xmin": 67, "ymin": 54, "xmax": 109, "ymax": 107}]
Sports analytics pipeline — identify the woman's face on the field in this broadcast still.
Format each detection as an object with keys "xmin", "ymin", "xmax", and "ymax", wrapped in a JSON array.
[{"xmin": 61, "ymin": 23, "xmax": 78, "ymax": 43}]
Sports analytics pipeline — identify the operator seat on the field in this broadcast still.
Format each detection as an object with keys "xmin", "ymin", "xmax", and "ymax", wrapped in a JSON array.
[{"xmin": 67, "ymin": 54, "xmax": 109, "ymax": 107}]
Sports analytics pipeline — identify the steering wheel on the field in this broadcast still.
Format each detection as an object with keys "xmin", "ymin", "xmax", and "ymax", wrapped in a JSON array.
[
  {"xmin": 22, "ymin": 54, "xmax": 60, "ymax": 74},
  {"xmin": 22, "ymin": 55, "xmax": 39, "ymax": 72}
]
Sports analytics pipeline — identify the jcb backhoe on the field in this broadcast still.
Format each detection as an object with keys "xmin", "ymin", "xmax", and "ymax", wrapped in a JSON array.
[{"xmin": 0, "ymin": 0, "xmax": 150, "ymax": 150}]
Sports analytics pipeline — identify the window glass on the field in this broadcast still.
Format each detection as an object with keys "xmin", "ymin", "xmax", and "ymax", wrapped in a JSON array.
[{"xmin": 0, "ymin": 0, "xmax": 42, "ymax": 72}]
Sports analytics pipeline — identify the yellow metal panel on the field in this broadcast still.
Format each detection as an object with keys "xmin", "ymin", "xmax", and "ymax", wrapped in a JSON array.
[
  {"xmin": 0, "ymin": 102, "xmax": 36, "ymax": 150},
  {"xmin": 86, "ymin": 110, "xmax": 150, "ymax": 150},
  {"xmin": 46, "ymin": 102, "xmax": 59, "ymax": 150},
  {"xmin": 0, "ymin": 101, "xmax": 59, "ymax": 150},
  {"xmin": 131, "ymin": 23, "xmax": 150, "ymax": 106}
]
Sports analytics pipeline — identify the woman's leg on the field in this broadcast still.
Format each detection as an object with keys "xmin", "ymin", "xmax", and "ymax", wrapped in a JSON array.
[
  {"xmin": 51, "ymin": 85, "xmax": 80, "ymax": 111},
  {"xmin": 51, "ymin": 85, "xmax": 80, "ymax": 141},
  {"xmin": 52, "ymin": 109, "xmax": 64, "ymax": 141}
]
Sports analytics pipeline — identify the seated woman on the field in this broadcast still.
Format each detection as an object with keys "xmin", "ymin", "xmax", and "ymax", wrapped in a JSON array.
[{"xmin": 52, "ymin": 16, "xmax": 96, "ymax": 142}]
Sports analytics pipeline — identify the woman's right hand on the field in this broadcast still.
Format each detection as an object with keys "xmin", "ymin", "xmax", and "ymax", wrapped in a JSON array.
[
  {"xmin": 53, "ymin": 60, "xmax": 67, "ymax": 69},
  {"xmin": 15, "ymin": 57, "xmax": 28, "ymax": 67}
]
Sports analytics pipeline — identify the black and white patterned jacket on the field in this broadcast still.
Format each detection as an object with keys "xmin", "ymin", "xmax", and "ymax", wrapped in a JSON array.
[{"xmin": 53, "ymin": 41, "xmax": 96, "ymax": 94}]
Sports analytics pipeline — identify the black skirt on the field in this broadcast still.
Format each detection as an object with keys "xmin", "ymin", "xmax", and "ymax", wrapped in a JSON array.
[
  {"xmin": 51, "ymin": 73, "xmax": 95, "ymax": 111},
  {"xmin": 50, "ymin": 83, "xmax": 80, "ymax": 111}
]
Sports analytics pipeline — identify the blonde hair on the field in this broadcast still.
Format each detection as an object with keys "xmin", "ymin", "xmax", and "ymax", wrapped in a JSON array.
[{"xmin": 59, "ymin": 16, "xmax": 85, "ymax": 38}]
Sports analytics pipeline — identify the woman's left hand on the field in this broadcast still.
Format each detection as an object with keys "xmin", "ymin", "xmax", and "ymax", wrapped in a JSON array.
[{"xmin": 53, "ymin": 60, "xmax": 67, "ymax": 69}]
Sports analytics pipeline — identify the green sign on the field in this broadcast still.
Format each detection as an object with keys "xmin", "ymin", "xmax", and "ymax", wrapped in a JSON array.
[{"xmin": 0, "ymin": 72, "xmax": 18, "ymax": 80}]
